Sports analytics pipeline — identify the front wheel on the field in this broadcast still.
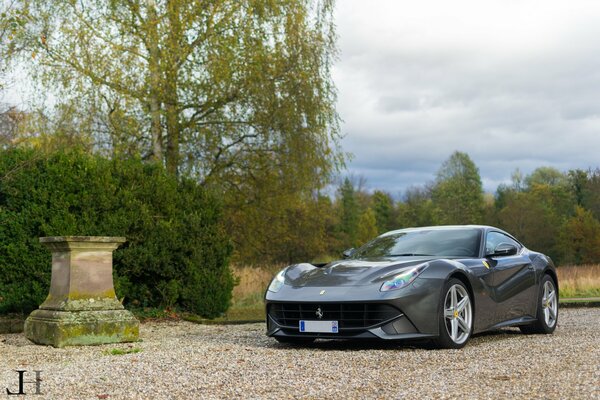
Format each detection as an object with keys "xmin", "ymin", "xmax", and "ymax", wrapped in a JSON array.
[
  {"xmin": 433, "ymin": 278, "xmax": 473, "ymax": 349},
  {"xmin": 520, "ymin": 274, "xmax": 558, "ymax": 334}
]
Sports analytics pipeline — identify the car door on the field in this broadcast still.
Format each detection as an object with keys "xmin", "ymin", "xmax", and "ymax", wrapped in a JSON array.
[
  {"xmin": 485, "ymin": 231, "xmax": 537, "ymax": 323},
  {"xmin": 462, "ymin": 257, "xmax": 497, "ymax": 332}
]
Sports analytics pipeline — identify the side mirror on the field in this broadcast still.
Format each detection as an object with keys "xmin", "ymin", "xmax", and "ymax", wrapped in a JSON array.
[
  {"xmin": 342, "ymin": 248, "xmax": 355, "ymax": 259},
  {"xmin": 489, "ymin": 243, "xmax": 518, "ymax": 257}
]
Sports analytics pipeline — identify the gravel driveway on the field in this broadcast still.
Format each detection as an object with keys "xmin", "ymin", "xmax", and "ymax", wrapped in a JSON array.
[{"xmin": 1, "ymin": 308, "xmax": 598, "ymax": 399}]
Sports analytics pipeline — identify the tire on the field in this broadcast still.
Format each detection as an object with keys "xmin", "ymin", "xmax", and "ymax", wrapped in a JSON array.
[
  {"xmin": 520, "ymin": 274, "xmax": 558, "ymax": 334},
  {"xmin": 433, "ymin": 278, "xmax": 473, "ymax": 349},
  {"xmin": 274, "ymin": 336, "xmax": 315, "ymax": 345}
]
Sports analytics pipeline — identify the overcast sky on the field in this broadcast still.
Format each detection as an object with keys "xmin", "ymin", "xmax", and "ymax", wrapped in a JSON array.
[{"xmin": 333, "ymin": 0, "xmax": 600, "ymax": 195}]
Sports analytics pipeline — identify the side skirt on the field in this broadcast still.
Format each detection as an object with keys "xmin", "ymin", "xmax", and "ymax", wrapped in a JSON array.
[{"xmin": 484, "ymin": 316, "xmax": 537, "ymax": 331}]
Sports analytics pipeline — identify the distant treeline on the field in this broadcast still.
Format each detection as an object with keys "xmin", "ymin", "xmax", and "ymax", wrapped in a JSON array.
[{"xmin": 256, "ymin": 151, "xmax": 600, "ymax": 266}]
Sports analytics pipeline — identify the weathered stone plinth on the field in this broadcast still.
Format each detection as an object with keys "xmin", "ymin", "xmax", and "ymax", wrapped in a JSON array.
[{"xmin": 25, "ymin": 236, "xmax": 139, "ymax": 347}]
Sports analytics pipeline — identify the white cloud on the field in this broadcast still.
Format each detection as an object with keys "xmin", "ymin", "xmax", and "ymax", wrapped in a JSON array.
[{"xmin": 334, "ymin": 0, "xmax": 600, "ymax": 193}]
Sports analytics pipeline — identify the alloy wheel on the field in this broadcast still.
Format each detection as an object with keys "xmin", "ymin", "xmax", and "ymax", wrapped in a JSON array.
[
  {"xmin": 443, "ymin": 284, "xmax": 472, "ymax": 345},
  {"xmin": 542, "ymin": 280, "xmax": 558, "ymax": 328}
]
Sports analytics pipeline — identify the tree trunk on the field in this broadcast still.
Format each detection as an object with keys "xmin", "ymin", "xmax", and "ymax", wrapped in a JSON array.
[
  {"xmin": 146, "ymin": 0, "xmax": 163, "ymax": 162},
  {"xmin": 149, "ymin": 97, "xmax": 162, "ymax": 161},
  {"xmin": 165, "ymin": 102, "xmax": 179, "ymax": 175},
  {"xmin": 164, "ymin": 0, "xmax": 181, "ymax": 176}
]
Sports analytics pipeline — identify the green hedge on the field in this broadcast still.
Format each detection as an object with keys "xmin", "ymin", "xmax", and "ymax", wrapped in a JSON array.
[{"xmin": 0, "ymin": 148, "xmax": 233, "ymax": 318}]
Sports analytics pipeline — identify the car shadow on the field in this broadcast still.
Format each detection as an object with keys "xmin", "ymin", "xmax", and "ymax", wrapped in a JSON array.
[
  {"xmin": 185, "ymin": 322, "xmax": 525, "ymax": 351},
  {"xmin": 265, "ymin": 328, "xmax": 525, "ymax": 351}
]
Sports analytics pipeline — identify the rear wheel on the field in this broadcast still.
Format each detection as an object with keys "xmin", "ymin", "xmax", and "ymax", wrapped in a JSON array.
[
  {"xmin": 520, "ymin": 274, "xmax": 558, "ymax": 334},
  {"xmin": 433, "ymin": 278, "xmax": 473, "ymax": 349},
  {"xmin": 274, "ymin": 336, "xmax": 315, "ymax": 345}
]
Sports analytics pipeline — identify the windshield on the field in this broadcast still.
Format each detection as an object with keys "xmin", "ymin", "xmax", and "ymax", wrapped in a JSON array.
[{"xmin": 353, "ymin": 228, "xmax": 482, "ymax": 258}]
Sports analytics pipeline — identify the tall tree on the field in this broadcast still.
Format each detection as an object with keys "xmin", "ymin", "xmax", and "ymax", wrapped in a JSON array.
[
  {"xmin": 337, "ymin": 177, "xmax": 359, "ymax": 248},
  {"xmin": 525, "ymin": 166, "xmax": 568, "ymax": 189},
  {"xmin": 371, "ymin": 190, "xmax": 395, "ymax": 233},
  {"xmin": 0, "ymin": 107, "xmax": 21, "ymax": 147},
  {"xmin": 582, "ymin": 168, "xmax": 600, "ymax": 220},
  {"xmin": 14, "ymin": 0, "xmax": 344, "ymax": 264},
  {"xmin": 356, "ymin": 208, "xmax": 378, "ymax": 247},
  {"xmin": 227, "ymin": 189, "xmax": 337, "ymax": 265},
  {"xmin": 17, "ymin": 0, "xmax": 342, "ymax": 183},
  {"xmin": 0, "ymin": 1, "xmax": 14, "ymax": 91},
  {"xmin": 431, "ymin": 151, "xmax": 484, "ymax": 224},
  {"xmin": 557, "ymin": 206, "xmax": 600, "ymax": 265},
  {"xmin": 398, "ymin": 185, "xmax": 436, "ymax": 228},
  {"xmin": 495, "ymin": 168, "xmax": 526, "ymax": 210},
  {"xmin": 1, "ymin": 0, "xmax": 26, "ymax": 133},
  {"xmin": 510, "ymin": 168, "xmax": 525, "ymax": 192},
  {"xmin": 497, "ymin": 190, "xmax": 562, "ymax": 260},
  {"xmin": 568, "ymin": 169, "xmax": 588, "ymax": 206}
]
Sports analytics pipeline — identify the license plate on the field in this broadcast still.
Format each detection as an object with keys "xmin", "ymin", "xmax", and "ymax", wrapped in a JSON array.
[{"xmin": 299, "ymin": 320, "xmax": 339, "ymax": 333}]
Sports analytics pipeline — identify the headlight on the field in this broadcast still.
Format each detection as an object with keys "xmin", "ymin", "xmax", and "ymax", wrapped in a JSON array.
[
  {"xmin": 380, "ymin": 264, "xmax": 428, "ymax": 292},
  {"xmin": 268, "ymin": 269, "xmax": 286, "ymax": 293}
]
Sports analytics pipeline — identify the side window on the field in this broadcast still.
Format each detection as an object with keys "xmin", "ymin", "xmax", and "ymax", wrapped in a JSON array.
[{"xmin": 485, "ymin": 232, "xmax": 521, "ymax": 255}]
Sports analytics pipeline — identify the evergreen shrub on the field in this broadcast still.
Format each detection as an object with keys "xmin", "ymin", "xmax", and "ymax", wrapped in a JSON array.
[{"xmin": 0, "ymin": 148, "xmax": 233, "ymax": 317}]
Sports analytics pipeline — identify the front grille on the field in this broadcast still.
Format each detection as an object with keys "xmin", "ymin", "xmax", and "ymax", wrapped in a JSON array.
[{"xmin": 268, "ymin": 302, "xmax": 401, "ymax": 330}]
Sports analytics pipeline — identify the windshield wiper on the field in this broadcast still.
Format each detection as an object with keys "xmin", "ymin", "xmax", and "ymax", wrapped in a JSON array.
[{"xmin": 389, "ymin": 253, "xmax": 433, "ymax": 257}]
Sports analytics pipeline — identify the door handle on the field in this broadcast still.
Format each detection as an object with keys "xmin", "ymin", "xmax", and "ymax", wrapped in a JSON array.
[{"xmin": 527, "ymin": 264, "xmax": 534, "ymax": 270}]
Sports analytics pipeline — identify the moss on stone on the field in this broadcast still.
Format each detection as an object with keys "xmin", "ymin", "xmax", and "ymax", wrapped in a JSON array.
[
  {"xmin": 24, "ymin": 309, "xmax": 139, "ymax": 348},
  {"xmin": 67, "ymin": 289, "xmax": 117, "ymax": 301}
]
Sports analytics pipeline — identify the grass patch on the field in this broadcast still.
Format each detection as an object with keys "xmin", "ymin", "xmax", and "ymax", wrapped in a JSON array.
[
  {"xmin": 224, "ymin": 302, "xmax": 265, "ymax": 321},
  {"xmin": 104, "ymin": 347, "xmax": 142, "ymax": 356},
  {"xmin": 225, "ymin": 265, "xmax": 282, "ymax": 321},
  {"xmin": 557, "ymin": 264, "xmax": 600, "ymax": 298},
  {"xmin": 231, "ymin": 265, "xmax": 281, "ymax": 300},
  {"xmin": 130, "ymin": 307, "xmax": 180, "ymax": 322},
  {"xmin": 183, "ymin": 290, "xmax": 266, "ymax": 324}
]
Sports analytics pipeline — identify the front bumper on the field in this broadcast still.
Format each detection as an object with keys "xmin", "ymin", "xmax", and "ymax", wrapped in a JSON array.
[
  {"xmin": 265, "ymin": 278, "xmax": 443, "ymax": 340},
  {"xmin": 266, "ymin": 310, "xmax": 435, "ymax": 341}
]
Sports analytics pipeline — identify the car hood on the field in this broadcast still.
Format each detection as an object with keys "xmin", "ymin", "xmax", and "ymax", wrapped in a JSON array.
[{"xmin": 284, "ymin": 257, "xmax": 435, "ymax": 287}]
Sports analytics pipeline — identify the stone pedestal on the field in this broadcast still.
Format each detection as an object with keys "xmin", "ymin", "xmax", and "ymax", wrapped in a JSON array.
[{"xmin": 24, "ymin": 236, "xmax": 139, "ymax": 347}]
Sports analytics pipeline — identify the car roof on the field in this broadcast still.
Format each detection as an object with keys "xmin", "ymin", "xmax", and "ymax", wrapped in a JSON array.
[{"xmin": 381, "ymin": 225, "xmax": 500, "ymax": 237}]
